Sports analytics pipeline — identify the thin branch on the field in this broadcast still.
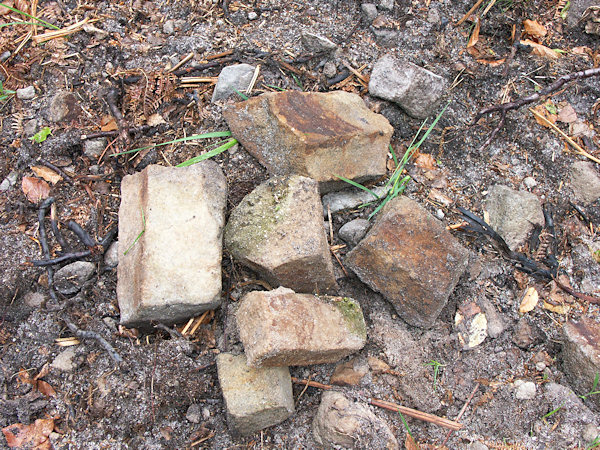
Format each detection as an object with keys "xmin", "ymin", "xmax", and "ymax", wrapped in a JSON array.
[
  {"xmin": 442, "ymin": 382, "xmax": 480, "ymax": 446},
  {"xmin": 66, "ymin": 321, "xmax": 123, "ymax": 363}
]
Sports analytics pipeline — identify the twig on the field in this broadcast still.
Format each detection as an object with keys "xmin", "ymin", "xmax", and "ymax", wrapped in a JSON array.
[
  {"xmin": 154, "ymin": 323, "xmax": 184, "ymax": 339},
  {"xmin": 50, "ymin": 203, "xmax": 69, "ymax": 252},
  {"xmin": 455, "ymin": 0, "xmax": 485, "ymax": 26},
  {"xmin": 66, "ymin": 321, "xmax": 123, "ymax": 363},
  {"xmin": 105, "ymin": 87, "xmax": 130, "ymax": 149},
  {"xmin": 473, "ymin": 67, "xmax": 600, "ymax": 151},
  {"xmin": 67, "ymin": 220, "xmax": 96, "ymax": 247},
  {"xmin": 32, "ymin": 250, "xmax": 92, "ymax": 267},
  {"xmin": 289, "ymin": 377, "xmax": 462, "ymax": 431},
  {"xmin": 38, "ymin": 198, "xmax": 57, "ymax": 301},
  {"xmin": 442, "ymin": 382, "xmax": 480, "ymax": 446},
  {"xmin": 327, "ymin": 69, "xmax": 350, "ymax": 86},
  {"xmin": 81, "ymin": 125, "xmax": 154, "ymax": 140},
  {"xmin": 166, "ymin": 52, "xmax": 193, "ymax": 74}
]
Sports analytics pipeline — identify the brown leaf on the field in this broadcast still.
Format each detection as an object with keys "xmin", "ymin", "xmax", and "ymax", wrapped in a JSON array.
[
  {"xmin": 0, "ymin": 1, "xmax": 15, "ymax": 16},
  {"xmin": 523, "ymin": 19, "xmax": 547, "ymax": 38},
  {"xmin": 476, "ymin": 58, "xmax": 506, "ymax": 66},
  {"xmin": 36, "ymin": 380, "xmax": 57, "ymax": 398},
  {"xmin": 100, "ymin": 115, "xmax": 118, "ymax": 132},
  {"xmin": 414, "ymin": 153, "xmax": 437, "ymax": 170},
  {"xmin": 519, "ymin": 287, "xmax": 539, "ymax": 313},
  {"xmin": 428, "ymin": 188, "xmax": 453, "ymax": 207},
  {"xmin": 520, "ymin": 39, "xmax": 560, "ymax": 59},
  {"xmin": 2, "ymin": 418, "xmax": 54, "ymax": 449},
  {"xmin": 531, "ymin": 104, "xmax": 557, "ymax": 128},
  {"xmin": 405, "ymin": 433, "xmax": 420, "ymax": 450},
  {"xmin": 557, "ymin": 104, "xmax": 577, "ymax": 123},
  {"xmin": 467, "ymin": 16, "xmax": 480, "ymax": 48},
  {"xmin": 22, "ymin": 177, "xmax": 50, "ymax": 204},
  {"xmin": 31, "ymin": 166, "xmax": 62, "ymax": 185}
]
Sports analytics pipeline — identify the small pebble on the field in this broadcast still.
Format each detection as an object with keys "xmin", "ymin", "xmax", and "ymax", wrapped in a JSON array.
[
  {"xmin": 186, "ymin": 404, "xmax": 203, "ymax": 423},
  {"xmin": 51, "ymin": 347, "xmax": 76, "ymax": 372},
  {"xmin": 248, "ymin": 11, "xmax": 258, "ymax": 20},
  {"xmin": 84, "ymin": 138, "xmax": 108, "ymax": 159},
  {"xmin": 361, "ymin": 3, "xmax": 378, "ymax": 22},
  {"xmin": 24, "ymin": 291, "xmax": 45, "ymax": 308},
  {"xmin": 0, "ymin": 171, "xmax": 18, "ymax": 191},
  {"xmin": 323, "ymin": 61, "xmax": 337, "ymax": 78},
  {"xmin": 435, "ymin": 209, "xmax": 445, "ymax": 220},
  {"xmin": 104, "ymin": 241, "xmax": 119, "ymax": 268},
  {"xmin": 515, "ymin": 380, "xmax": 536, "ymax": 400},
  {"xmin": 522, "ymin": 176, "xmax": 537, "ymax": 189},
  {"xmin": 163, "ymin": 19, "xmax": 175, "ymax": 35},
  {"xmin": 16, "ymin": 86, "xmax": 35, "ymax": 100},
  {"xmin": 535, "ymin": 362, "xmax": 546, "ymax": 371}
]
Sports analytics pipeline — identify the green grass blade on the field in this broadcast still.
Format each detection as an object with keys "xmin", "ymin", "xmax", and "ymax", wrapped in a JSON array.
[
  {"xmin": 334, "ymin": 175, "xmax": 380, "ymax": 199},
  {"xmin": 389, "ymin": 144, "xmax": 398, "ymax": 166},
  {"xmin": 0, "ymin": 21, "xmax": 42, "ymax": 28},
  {"xmin": 264, "ymin": 84, "xmax": 286, "ymax": 91},
  {"xmin": 398, "ymin": 412, "xmax": 414, "ymax": 439},
  {"xmin": 123, "ymin": 208, "xmax": 146, "ymax": 256},
  {"xmin": 176, "ymin": 138, "xmax": 238, "ymax": 167},
  {"xmin": 411, "ymin": 101, "xmax": 450, "ymax": 151},
  {"xmin": 0, "ymin": 2, "xmax": 59, "ymax": 29},
  {"xmin": 233, "ymin": 88, "xmax": 248, "ymax": 100},
  {"xmin": 112, "ymin": 131, "xmax": 233, "ymax": 156}
]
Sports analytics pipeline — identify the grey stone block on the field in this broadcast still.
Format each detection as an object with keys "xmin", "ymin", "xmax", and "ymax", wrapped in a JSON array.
[{"xmin": 212, "ymin": 64, "xmax": 256, "ymax": 103}]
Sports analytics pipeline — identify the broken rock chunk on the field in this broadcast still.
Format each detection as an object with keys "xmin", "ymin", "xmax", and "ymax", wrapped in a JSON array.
[
  {"xmin": 236, "ymin": 287, "xmax": 367, "ymax": 367},
  {"xmin": 368, "ymin": 54, "xmax": 446, "ymax": 119},
  {"xmin": 313, "ymin": 391, "xmax": 398, "ymax": 449},
  {"xmin": 216, "ymin": 352, "xmax": 294, "ymax": 436},
  {"xmin": 223, "ymin": 90, "xmax": 393, "ymax": 192},
  {"xmin": 54, "ymin": 261, "xmax": 95, "ymax": 295},
  {"xmin": 211, "ymin": 63, "xmax": 256, "ymax": 103},
  {"xmin": 224, "ymin": 175, "xmax": 337, "ymax": 294},
  {"xmin": 346, "ymin": 196, "xmax": 468, "ymax": 328},
  {"xmin": 117, "ymin": 162, "xmax": 226, "ymax": 328}
]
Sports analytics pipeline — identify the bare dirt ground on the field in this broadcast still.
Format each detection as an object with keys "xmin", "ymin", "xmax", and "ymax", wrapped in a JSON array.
[{"xmin": 1, "ymin": 0, "xmax": 600, "ymax": 448}]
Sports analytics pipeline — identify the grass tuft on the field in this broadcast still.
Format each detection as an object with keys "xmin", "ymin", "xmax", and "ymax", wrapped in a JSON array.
[
  {"xmin": 0, "ymin": 2, "xmax": 59, "ymax": 29},
  {"xmin": 112, "ymin": 131, "xmax": 233, "ymax": 157}
]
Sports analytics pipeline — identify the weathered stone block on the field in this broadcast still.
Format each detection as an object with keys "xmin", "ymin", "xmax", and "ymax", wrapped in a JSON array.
[
  {"xmin": 216, "ymin": 352, "xmax": 294, "ymax": 436},
  {"xmin": 223, "ymin": 90, "xmax": 393, "ymax": 192},
  {"xmin": 368, "ymin": 54, "xmax": 446, "ymax": 119},
  {"xmin": 346, "ymin": 196, "xmax": 468, "ymax": 328},
  {"xmin": 485, "ymin": 184, "xmax": 544, "ymax": 251},
  {"xmin": 117, "ymin": 162, "xmax": 226, "ymax": 327},
  {"xmin": 236, "ymin": 287, "xmax": 367, "ymax": 367},
  {"xmin": 563, "ymin": 318, "xmax": 600, "ymax": 409},
  {"xmin": 225, "ymin": 175, "xmax": 337, "ymax": 294}
]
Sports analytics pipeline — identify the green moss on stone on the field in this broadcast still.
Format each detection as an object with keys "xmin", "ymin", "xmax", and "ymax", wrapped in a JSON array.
[{"xmin": 330, "ymin": 296, "xmax": 367, "ymax": 340}]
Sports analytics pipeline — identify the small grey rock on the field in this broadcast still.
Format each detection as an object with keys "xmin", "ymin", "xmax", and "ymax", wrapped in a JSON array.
[
  {"xmin": 378, "ymin": 0, "xmax": 394, "ymax": 10},
  {"xmin": 0, "ymin": 51, "xmax": 10, "ymax": 62},
  {"xmin": 186, "ymin": 403, "xmax": 202, "ymax": 423},
  {"xmin": 23, "ymin": 291, "xmax": 45, "ymax": 308},
  {"xmin": 512, "ymin": 319, "xmax": 544, "ymax": 349},
  {"xmin": 466, "ymin": 442, "xmax": 490, "ymax": 450},
  {"xmin": 51, "ymin": 347, "xmax": 76, "ymax": 372},
  {"xmin": 427, "ymin": 7, "xmax": 441, "ymax": 24},
  {"xmin": 583, "ymin": 423, "xmax": 600, "ymax": 442},
  {"xmin": 0, "ymin": 171, "xmax": 18, "ymax": 191},
  {"xmin": 248, "ymin": 11, "xmax": 258, "ymax": 20},
  {"xmin": 212, "ymin": 64, "xmax": 256, "ymax": 103},
  {"xmin": 84, "ymin": 138, "xmax": 108, "ymax": 159},
  {"xmin": 323, "ymin": 61, "xmax": 337, "ymax": 78},
  {"xmin": 104, "ymin": 241, "xmax": 119, "ymax": 268},
  {"xmin": 322, "ymin": 186, "xmax": 388, "ymax": 217},
  {"xmin": 54, "ymin": 261, "xmax": 96, "ymax": 295},
  {"xmin": 163, "ymin": 19, "xmax": 175, "ymax": 35},
  {"xmin": 515, "ymin": 380, "xmax": 536, "ymax": 400},
  {"xmin": 48, "ymin": 91, "xmax": 79, "ymax": 122},
  {"xmin": 301, "ymin": 32, "xmax": 337, "ymax": 53},
  {"xmin": 570, "ymin": 161, "xmax": 600, "ymax": 204},
  {"xmin": 522, "ymin": 176, "xmax": 537, "ymax": 190},
  {"xmin": 479, "ymin": 297, "xmax": 506, "ymax": 339},
  {"xmin": 16, "ymin": 86, "xmax": 35, "ymax": 100},
  {"xmin": 361, "ymin": 3, "xmax": 378, "ymax": 22},
  {"xmin": 23, "ymin": 119, "xmax": 38, "ymax": 137},
  {"xmin": 339, "ymin": 218, "xmax": 370, "ymax": 247}
]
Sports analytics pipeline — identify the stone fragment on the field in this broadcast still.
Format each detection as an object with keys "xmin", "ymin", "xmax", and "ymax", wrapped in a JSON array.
[
  {"xmin": 338, "ymin": 218, "xmax": 370, "ymax": 247},
  {"xmin": 313, "ymin": 391, "xmax": 398, "ymax": 449},
  {"xmin": 330, "ymin": 357, "xmax": 369, "ymax": 386},
  {"xmin": 455, "ymin": 301, "xmax": 487, "ymax": 349},
  {"xmin": 223, "ymin": 90, "xmax": 393, "ymax": 192},
  {"xmin": 16, "ymin": 86, "xmax": 35, "ymax": 100},
  {"xmin": 23, "ymin": 291, "xmax": 45, "ymax": 308},
  {"xmin": 83, "ymin": 138, "xmax": 108, "ymax": 159},
  {"xmin": 51, "ymin": 347, "xmax": 76, "ymax": 372},
  {"xmin": 0, "ymin": 171, "xmax": 18, "ymax": 191},
  {"xmin": 212, "ymin": 64, "xmax": 256, "ymax": 103},
  {"xmin": 563, "ymin": 318, "xmax": 600, "ymax": 408},
  {"xmin": 514, "ymin": 380, "xmax": 536, "ymax": 400},
  {"xmin": 247, "ymin": 11, "xmax": 258, "ymax": 20},
  {"xmin": 323, "ymin": 61, "xmax": 337, "ymax": 78},
  {"xmin": 512, "ymin": 319, "xmax": 544, "ymax": 349},
  {"xmin": 322, "ymin": 186, "xmax": 388, "ymax": 217},
  {"xmin": 236, "ymin": 287, "xmax": 366, "ymax": 367},
  {"xmin": 485, "ymin": 184, "xmax": 544, "ymax": 251},
  {"xmin": 368, "ymin": 54, "xmax": 446, "ymax": 119},
  {"xmin": 301, "ymin": 32, "xmax": 337, "ymax": 53},
  {"xmin": 48, "ymin": 91, "xmax": 79, "ymax": 122},
  {"xmin": 346, "ymin": 196, "xmax": 468, "ymax": 328},
  {"xmin": 162, "ymin": 19, "xmax": 175, "ymax": 34},
  {"xmin": 378, "ymin": 0, "xmax": 394, "ymax": 10},
  {"xmin": 361, "ymin": 3, "xmax": 378, "ymax": 22},
  {"xmin": 368, "ymin": 356, "xmax": 391, "ymax": 374},
  {"xmin": 479, "ymin": 297, "xmax": 507, "ymax": 339},
  {"xmin": 54, "ymin": 261, "xmax": 95, "ymax": 295},
  {"xmin": 216, "ymin": 353, "xmax": 294, "ymax": 436},
  {"xmin": 570, "ymin": 161, "xmax": 600, "ymax": 204},
  {"xmin": 185, "ymin": 404, "xmax": 202, "ymax": 424},
  {"xmin": 103, "ymin": 241, "xmax": 118, "ymax": 268},
  {"xmin": 117, "ymin": 162, "xmax": 226, "ymax": 327},
  {"xmin": 225, "ymin": 176, "xmax": 336, "ymax": 294}
]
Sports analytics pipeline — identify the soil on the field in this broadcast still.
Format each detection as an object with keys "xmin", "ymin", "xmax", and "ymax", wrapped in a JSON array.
[{"xmin": 1, "ymin": 0, "xmax": 600, "ymax": 448}]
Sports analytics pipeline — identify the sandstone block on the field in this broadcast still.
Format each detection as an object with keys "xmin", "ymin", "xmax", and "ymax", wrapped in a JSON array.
[
  {"xmin": 346, "ymin": 196, "xmax": 468, "ymax": 328},
  {"xmin": 117, "ymin": 162, "xmax": 226, "ymax": 327},
  {"xmin": 485, "ymin": 184, "xmax": 544, "ymax": 251},
  {"xmin": 225, "ymin": 175, "xmax": 336, "ymax": 294},
  {"xmin": 368, "ymin": 54, "xmax": 446, "ymax": 119},
  {"xmin": 216, "ymin": 353, "xmax": 294, "ymax": 436},
  {"xmin": 223, "ymin": 90, "xmax": 393, "ymax": 192},
  {"xmin": 563, "ymin": 318, "xmax": 600, "ymax": 409},
  {"xmin": 236, "ymin": 287, "xmax": 367, "ymax": 367}
]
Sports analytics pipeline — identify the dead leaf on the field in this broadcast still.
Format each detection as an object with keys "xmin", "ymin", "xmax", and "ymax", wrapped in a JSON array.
[
  {"xmin": 414, "ymin": 153, "xmax": 437, "ymax": 170},
  {"xmin": 405, "ymin": 433, "xmax": 420, "ymax": 450},
  {"xmin": 2, "ymin": 418, "xmax": 54, "ymax": 449},
  {"xmin": 22, "ymin": 177, "xmax": 50, "ymax": 203},
  {"xmin": 147, "ymin": 113, "xmax": 166, "ymax": 127},
  {"xmin": 31, "ymin": 166, "xmax": 62, "ymax": 185},
  {"xmin": 543, "ymin": 300, "xmax": 570, "ymax": 314},
  {"xmin": 520, "ymin": 39, "xmax": 561, "ymax": 59},
  {"xmin": 519, "ymin": 287, "xmax": 539, "ymax": 313},
  {"xmin": 100, "ymin": 115, "xmax": 118, "ymax": 132},
  {"xmin": 36, "ymin": 380, "xmax": 57, "ymax": 398},
  {"xmin": 523, "ymin": 19, "xmax": 547, "ymax": 38},
  {"xmin": 531, "ymin": 104, "xmax": 557, "ymax": 128},
  {"xmin": 572, "ymin": 46, "xmax": 591, "ymax": 56},
  {"xmin": 428, "ymin": 188, "xmax": 453, "ymax": 206},
  {"xmin": 557, "ymin": 104, "xmax": 578, "ymax": 123},
  {"xmin": 476, "ymin": 58, "xmax": 506, "ymax": 66},
  {"xmin": 467, "ymin": 16, "xmax": 480, "ymax": 48}
]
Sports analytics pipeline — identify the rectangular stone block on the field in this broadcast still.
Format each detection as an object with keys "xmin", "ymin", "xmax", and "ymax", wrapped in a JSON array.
[
  {"xmin": 236, "ymin": 287, "xmax": 366, "ymax": 367},
  {"xmin": 216, "ymin": 352, "xmax": 294, "ymax": 436},
  {"xmin": 345, "ymin": 196, "xmax": 468, "ymax": 328},
  {"xmin": 117, "ymin": 162, "xmax": 227, "ymax": 327}
]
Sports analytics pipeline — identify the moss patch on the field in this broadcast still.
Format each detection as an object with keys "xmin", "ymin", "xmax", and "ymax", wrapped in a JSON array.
[{"xmin": 330, "ymin": 296, "xmax": 367, "ymax": 340}]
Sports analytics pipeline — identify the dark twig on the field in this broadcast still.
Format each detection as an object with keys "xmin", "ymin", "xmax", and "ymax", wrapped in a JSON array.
[
  {"xmin": 67, "ymin": 220, "xmax": 96, "ymax": 247},
  {"xmin": 327, "ymin": 69, "xmax": 350, "ymax": 86},
  {"xmin": 50, "ymin": 203, "xmax": 69, "ymax": 252},
  {"xmin": 99, "ymin": 226, "xmax": 117, "ymax": 251},
  {"xmin": 105, "ymin": 87, "xmax": 130, "ymax": 149},
  {"xmin": 81, "ymin": 125, "xmax": 154, "ymax": 141},
  {"xmin": 442, "ymin": 383, "xmax": 480, "ymax": 446},
  {"xmin": 154, "ymin": 323, "xmax": 184, "ymax": 339},
  {"xmin": 38, "ymin": 159, "xmax": 74, "ymax": 185},
  {"xmin": 38, "ymin": 198, "xmax": 57, "ymax": 301},
  {"xmin": 66, "ymin": 321, "xmax": 123, "ymax": 363},
  {"xmin": 473, "ymin": 67, "xmax": 600, "ymax": 151},
  {"xmin": 33, "ymin": 251, "xmax": 92, "ymax": 267}
]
